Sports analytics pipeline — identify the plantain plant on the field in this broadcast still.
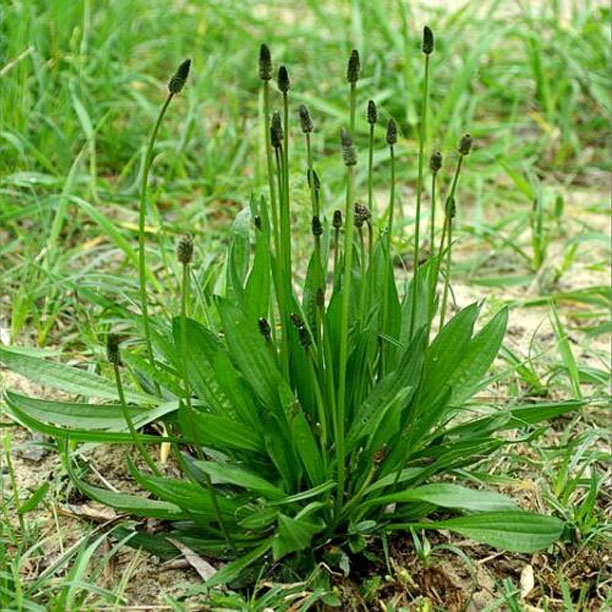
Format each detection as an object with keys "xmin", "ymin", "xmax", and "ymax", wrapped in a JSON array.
[{"xmin": 1, "ymin": 29, "xmax": 576, "ymax": 586}]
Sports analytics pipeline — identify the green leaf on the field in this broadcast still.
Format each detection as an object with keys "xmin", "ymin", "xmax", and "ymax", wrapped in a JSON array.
[
  {"xmin": 121, "ymin": 350, "xmax": 184, "ymax": 397},
  {"xmin": 5, "ymin": 392, "xmax": 176, "ymax": 430},
  {"xmin": 272, "ymin": 513, "xmax": 324, "ymax": 560},
  {"xmin": 361, "ymin": 483, "xmax": 516, "ymax": 513},
  {"xmin": 5, "ymin": 392, "xmax": 175, "ymax": 443},
  {"xmin": 216, "ymin": 298, "xmax": 293, "ymax": 413},
  {"xmin": 227, "ymin": 207, "xmax": 251, "ymax": 303},
  {"xmin": 549, "ymin": 300, "xmax": 582, "ymax": 400},
  {"xmin": 348, "ymin": 328, "xmax": 426, "ymax": 453},
  {"xmin": 417, "ymin": 303, "xmax": 479, "ymax": 411},
  {"xmin": 193, "ymin": 460, "xmax": 285, "ymax": 500},
  {"xmin": 205, "ymin": 540, "xmax": 272, "ymax": 587},
  {"xmin": 289, "ymin": 406, "xmax": 326, "ymax": 486},
  {"xmin": 393, "ymin": 511, "xmax": 563, "ymax": 553},
  {"xmin": 65, "ymin": 455, "xmax": 188, "ymax": 520},
  {"xmin": 127, "ymin": 458, "xmax": 238, "ymax": 520},
  {"xmin": 0, "ymin": 346, "xmax": 155, "ymax": 404},
  {"xmin": 171, "ymin": 318, "xmax": 229, "ymax": 414},
  {"xmin": 20, "ymin": 482, "xmax": 50, "ymax": 514},
  {"xmin": 244, "ymin": 224, "xmax": 271, "ymax": 324},
  {"xmin": 449, "ymin": 307, "xmax": 508, "ymax": 405},
  {"xmin": 302, "ymin": 251, "xmax": 325, "ymax": 333},
  {"xmin": 178, "ymin": 405, "xmax": 265, "ymax": 454},
  {"xmin": 445, "ymin": 400, "xmax": 583, "ymax": 438}
]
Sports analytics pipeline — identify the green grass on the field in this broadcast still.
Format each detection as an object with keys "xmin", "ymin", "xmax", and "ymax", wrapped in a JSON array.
[{"xmin": 1, "ymin": 0, "xmax": 610, "ymax": 608}]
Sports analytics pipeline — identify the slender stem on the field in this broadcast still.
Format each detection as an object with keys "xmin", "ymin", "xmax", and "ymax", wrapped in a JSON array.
[
  {"xmin": 333, "ymin": 227, "xmax": 340, "ymax": 285},
  {"xmin": 380, "ymin": 143, "xmax": 396, "ymax": 377},
  {"xmin": 306, "ymin": 133, "xmax": 321, "ymax": 254},
  {"xmin": 180, "ymin": 262, "xmax": 236, "ymax": 554},
  {"xmin": 263, "ymin": 81, "xmax": 280, "ymax": 264},
  {"xmin": 429, "ymin": 172, "xmax": 438, "ymax": 267},
  {"xmin": 307, "ymin": 353, "xmax": 327, "ymax": 466},
  {"xmin": 3, "ymin": 437, "xmax": 25, "ymax": 535},
  {"xmin": 439, "ymin": 218, "xmax": 454, "ymax": 329},
  {"xmin": 138, "ymin": 94, "xmax": 173, "ymax": 386},
  {"xmin": 367, "ymin": 123, "xmax": 375, "ymax": 302},
  {"xmin": 274, "ymin": 146, "xmax": 290, "ymax": 376},
  {"xmin": 336, "ymin": 162, "xmax": 355, "ymax": 515},
  {"xmin": 263, "ymin": 82, "xmax": 282, "ymax": 345},
  {"xmin": 349, "ymin": 83, "xmax": 356, "ymax": 134},
  {"xmin": 281, "ymin": 92, "xmax": 292, "ymax": 290},
  {"xmin": 367, "ymin": 124, "xmax": 374, "ymax": 212},
  {"xmin": 427, "ymin": 170, "xmax": 439, "ymax": 334},
  {"xmin": 358, "ymin": 226, "xmax": 367, "ymax": 322},
  {"xmin": 430, "ymin": 215, "xmax": 448, "ymax": 331},
  {"xmin": 436, "ymin": 153, "xmax": 464, "ymax": 330},
  {"xmin": 113, "ymin": 364, "xmax": 160, "ymax": 476},
  {"xmin": 409, "ymin": 54, "xmax": 430, "ymax": 338},
  {"xmin": 387, "ymin": 145, "xmax": 396, "ymax": 251}
]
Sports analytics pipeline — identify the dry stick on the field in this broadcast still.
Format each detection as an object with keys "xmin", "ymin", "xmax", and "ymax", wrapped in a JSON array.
[
  {"xmin": 138, "ymin": 60, "xmax": 190, "ymax": 389},
  {"xmin": 176, "ymin": 238, "xmax": 237, "ymax": 554},
  {"xmin": 409, "ymin": 33, "xmax": 433, "ymax": 338}
]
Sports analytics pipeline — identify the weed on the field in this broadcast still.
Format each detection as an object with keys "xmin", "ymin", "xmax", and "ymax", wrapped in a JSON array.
[{"xmin": 0, "ymin": 34, "xmax": 578, "ymax": 589}]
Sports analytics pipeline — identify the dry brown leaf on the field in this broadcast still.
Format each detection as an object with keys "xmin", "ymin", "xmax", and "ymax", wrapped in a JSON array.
[
  {"xmin": 60, "ymin": 503, "xmax": 120, "ymax": 523},
  {"xmin": 520, "ymin": 564, "xmax": 535, "ymax": 599},
  {"xmin": 167, "ymin": 537, "xmax": 217, "ymax": 581}
]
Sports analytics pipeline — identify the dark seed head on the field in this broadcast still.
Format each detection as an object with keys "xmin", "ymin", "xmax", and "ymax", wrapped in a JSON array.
[
  {"xmin": 290, "ymin": 312, "xmax": 304, "ymax": 328},
  {"xmin": 254, "ymin": 215, "xmax": 262, "ymax": 230},
  {"xmin": 459, "ymin": 133, "xmax": 473, "ymax": 156},
  {"xmin": 316, "ymin": 287, "xmax": 325, "ymax": 308},
  {"xmin": 312, "ymin": 215, "xmax": 323, "ymax": 236},
  {"xmin": 422, "ymin": 26, "xmax": 434, "ymax": 55},
  {"xmin": 106, "ymin": 333, "xmax": 122, "ymax": 366},
  {"xmin": 374, "ymin": 444, "xmax": 387, "ymax": 465},
  {"xmin": 386, "ymin": 118, "xmax": 397, "ymax": 146},
  {"xmin": 177, "ymin": 234, "xmax": 194, "ymax": 264},
  {"xmin": 277, "ymin": 65, "xmax": 290, "ymax": 93},
  {"xmin": 333, "ymin": 209, "xmax": 343, "ymax": 229},
  {"xmin": 341, "ymin": 129, "xmax": 357, "ymax": 166},
  {"xmin": 168, "ymin": 59, "xmax": 191, "ymax": 94},
  {"xmin": 258, "ymin": 317, "xmax": 271, "ymax": 340},
  {"xmin": 298, "ymin": 104, "xmax": 313, "ymax": 134},
  {"xmin": 367, "ymin": 99, "xmax": 378, "ymax": 125},
  {"xmin": 298, "ymin": 325, "xmax": 311, "ymax": 350},
  {"xmin": 270, "ymin": 111, "xmax": 283, "ymax": 148},
  {"xmin": 354, "ymin": 203, "xmax": 371, "ymax": 228},
  {"xmin": 347, "ymin": 49, "xmax": 360, "ymax": 84},
  {"xmin": 429, "ymin": 150, "xmax": 443, "ymax": 173},
  {"xmin": 259, "ymin": 44, "xmax": 272, "ymax": 81}
]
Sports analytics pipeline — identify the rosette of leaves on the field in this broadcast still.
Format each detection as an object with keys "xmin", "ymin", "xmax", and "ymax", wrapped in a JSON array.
[{"xmin": 1, "ymin": 38, "xmax": 575, "ymax": 587}]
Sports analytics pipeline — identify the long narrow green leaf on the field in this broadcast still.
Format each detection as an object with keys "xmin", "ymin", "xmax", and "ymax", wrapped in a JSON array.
[
  {"xmin": 390, "ymin": 511, "xmax": 563, "ymax": 553},
  {"xmin": 0, "ymin": 346, "xmax": 155, "ymax": 403}
]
